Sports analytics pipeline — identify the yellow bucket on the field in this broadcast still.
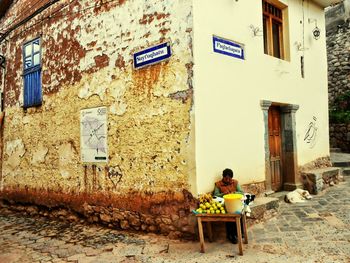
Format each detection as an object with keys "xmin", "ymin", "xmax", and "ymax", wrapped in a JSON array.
[{"xmin": 223, "ymin": 194, "xmax": 244, "ymax": 213}]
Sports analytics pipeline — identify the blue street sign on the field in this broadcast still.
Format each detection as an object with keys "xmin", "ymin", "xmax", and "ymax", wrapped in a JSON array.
[
  {"xmin": 133, "ymin": 42, "xmax": 172, "ymax": 69},
  {"xmin": 213, "ymin": 36, "xmax": 245, "ymax": 60}
]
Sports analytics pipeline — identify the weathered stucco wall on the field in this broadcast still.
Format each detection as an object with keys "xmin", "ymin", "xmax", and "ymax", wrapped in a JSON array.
[{"xmin": 0, "ymin": 0, "xmax": 197, "ymax": 237}]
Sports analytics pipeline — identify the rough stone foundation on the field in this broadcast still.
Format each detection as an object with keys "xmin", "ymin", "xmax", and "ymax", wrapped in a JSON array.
[
  {"xmin": 301, "ymin": 168, "xmax": 342, "ymax": 194},
  {"xmin": 326, "ymin": 2, "xmax": 350, "ymax": 154},
  {"xmin": 298, "ymin": 156, "xmax": 332, "ymax": 173},
  {"xmin": 326, "ymin": 2, "xmax": 350, "ymax": 106},
  {"xmin": 0, "ymin": 187, "xmax": 198, "ymax": 240},
  {"xmin": 299, "ymin": 156, "xmax": 344, "ymax": 194}
]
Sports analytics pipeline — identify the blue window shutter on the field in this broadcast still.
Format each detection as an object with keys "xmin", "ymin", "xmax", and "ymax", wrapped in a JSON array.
[
  {"xmin": 23, "ymin": 37, "xmax": 42, "ymax": 109},
  {"xmin": 24, "ymin": 69, "xmax": 42, "ymax": 108}
]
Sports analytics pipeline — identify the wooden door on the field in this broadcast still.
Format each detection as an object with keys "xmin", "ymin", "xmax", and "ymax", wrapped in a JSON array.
[{"xmin": 268, "ymin": 106, "xmax": 283, "ymax": 191}]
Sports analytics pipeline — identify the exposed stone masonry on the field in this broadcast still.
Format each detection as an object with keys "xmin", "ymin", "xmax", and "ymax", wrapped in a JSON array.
[
  {"xmin": 0, "ymin": 199, "xmax": 197, "ymax": 240},
  {"xmin": 330, "ymin": 123, "xmax": 350, "ymax": 152},
  {"xmin": 298, "ymin": 156, "xmax": 332, "ymax": 173},
  {"xmin": 326, "ymin": 1, "xmax": 350, "ymax": 152},
  {"xmin": 298, "ymin": 156, "xmax": 341, "ymax": 194},
  {"xmin": 326, "ymin": 26, "xmax": 350, "ymax": 105}
]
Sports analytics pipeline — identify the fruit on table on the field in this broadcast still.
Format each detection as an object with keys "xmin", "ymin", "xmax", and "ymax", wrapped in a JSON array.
[
  {"xmin": 199, "ymin": 193, "xmax": 212, "ymax": 204},
  {"xmin": 196, "ymin": 193, "xmax": 227, "ymax": 214}
]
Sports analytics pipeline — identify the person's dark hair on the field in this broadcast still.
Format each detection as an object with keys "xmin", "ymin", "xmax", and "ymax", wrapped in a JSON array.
[{"xmin": 222, "ymin": 168, "xmax": 233, "ymax": 178}]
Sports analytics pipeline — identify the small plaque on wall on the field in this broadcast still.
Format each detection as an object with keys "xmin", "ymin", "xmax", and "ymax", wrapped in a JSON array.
[
  {"xmin": 133, "ymin": 42, "xmax": 172, "ymax": 69},
  {"xmin": 213, "ymin": 35, "xmax": 245, "ymax": 60}
]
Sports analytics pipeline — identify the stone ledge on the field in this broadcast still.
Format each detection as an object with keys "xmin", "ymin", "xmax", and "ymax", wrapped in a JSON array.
[
  {"xmin": 303, "ymin": 167, "xmax": 340, "ymax": 179},
  {"xmin": 342, "ymin": 168, "xmax": 350, "ymax": 176},
  {"xmin": 332, "ymin": 161, "xmax": 350, "ymax": 167},
  {"xmin": 301, "ymin": 167, "xmax": 341, "ymax": 194},
  {"xmin": 248, "ymin": 197, "xmax": 279, "ymax": 223},
  {"xmin": 330, "ymin": 148, "xmax": 342, "ymax": 153}
]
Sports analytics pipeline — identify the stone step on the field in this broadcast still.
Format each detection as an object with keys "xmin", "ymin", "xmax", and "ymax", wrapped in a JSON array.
[
  {"xmin": 332, "ymin": 161, "xmax": 350, "ymax": 167},
  {"xmin": 330, "ymin": 152, "xmax": 350, "ymax": 168},
  {"xmin": 248, "ymin": 197, "xmax": 279, "ymax": 221},
  {"xmin": 330, "ymin": 147, "xmax": 342, "ymax": 153},
  {"xmin": 341, "ymin": 168, "xmax": 350, "ymax": 176},
  {"xmin": 301, "ymin": 167, "xmax": 341, "ymax": 194},
  {"xmin": 302, "ymin": 167, "xmax": 340, "ymax": 180}
]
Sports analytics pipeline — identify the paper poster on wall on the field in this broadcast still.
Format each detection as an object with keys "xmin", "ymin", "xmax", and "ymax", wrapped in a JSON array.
[{"xmin": 80, "ymin": 106, "xmax": 108, "ymax": 163}]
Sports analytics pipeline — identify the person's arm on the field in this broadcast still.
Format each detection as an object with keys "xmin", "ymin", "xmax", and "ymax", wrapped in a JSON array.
[
  {"xmin": 213, "ymin": 186, "xmax": 224, "ymax": 197},
  {"xmin": 236, "ymin": 183, "xmax": 244, "ymax": 194}
]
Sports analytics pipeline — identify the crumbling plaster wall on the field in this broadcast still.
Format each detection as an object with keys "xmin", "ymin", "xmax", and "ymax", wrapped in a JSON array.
[{"xmin": 0, "ymin": 0, "xmax": 196, "ymax": 214}]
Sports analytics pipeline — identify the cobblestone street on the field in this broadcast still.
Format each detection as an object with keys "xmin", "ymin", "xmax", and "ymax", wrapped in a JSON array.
[{"xmin": 0, "ymin": 178, "xmax": 349, "ymax": 263}]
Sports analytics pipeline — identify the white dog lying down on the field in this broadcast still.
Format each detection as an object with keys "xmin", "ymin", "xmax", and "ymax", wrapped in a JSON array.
[{"xmin": 285, "ymin": 189, "xmax": 312, "ymax": 204}]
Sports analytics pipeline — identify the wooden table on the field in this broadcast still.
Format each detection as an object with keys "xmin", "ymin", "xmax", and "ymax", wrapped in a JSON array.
[{"xmin": 195, "ymin": 212, "xmax": 248, "ymax": 255}]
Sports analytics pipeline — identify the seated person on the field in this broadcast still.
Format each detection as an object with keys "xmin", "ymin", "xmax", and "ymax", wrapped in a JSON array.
[
  {"xmin": 213, "ymin": 168, "xmax": 244, "ymax": 244},
  {"xmin": 213, "ymin": 168, "xmax": 243, "ymax": 197}
]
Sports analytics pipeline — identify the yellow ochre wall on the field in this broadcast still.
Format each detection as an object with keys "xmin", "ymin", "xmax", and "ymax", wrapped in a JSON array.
[{"xmin": 0, "ymin": 0, "xmax": 196, "ymax": 198}]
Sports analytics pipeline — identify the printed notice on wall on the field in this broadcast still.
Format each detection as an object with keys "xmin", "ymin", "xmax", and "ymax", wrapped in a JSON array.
[{"xmin": 80, "ymin": 107, "xmax": 108, "ymax": 163}]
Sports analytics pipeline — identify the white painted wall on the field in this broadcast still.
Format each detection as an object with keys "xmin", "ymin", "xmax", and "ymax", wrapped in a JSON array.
[{"xmin": 192, "ymin": 0, "xmax": 330, "ymax": 194}]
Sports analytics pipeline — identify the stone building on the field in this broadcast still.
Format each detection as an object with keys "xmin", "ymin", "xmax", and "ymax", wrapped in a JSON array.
[
  {"xmin": 0, "ymin": 0, "xmax": 338, "ymax": 238},
  {"xmin": 326, "ymin": 0, "xmax": 350, "ymax": 153}
]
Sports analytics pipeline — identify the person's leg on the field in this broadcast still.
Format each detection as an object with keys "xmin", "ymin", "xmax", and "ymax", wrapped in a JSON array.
[
  {"xmin": 232, "ymin": 222, "xmax": 238, "ymax": 243},
  {"xmin": 226, "ymin": 222, "xmax": 237, "ymax": 244},
  {"xmin": 233, "ymin": 220, "xmax": 245, "ymax": 237}
]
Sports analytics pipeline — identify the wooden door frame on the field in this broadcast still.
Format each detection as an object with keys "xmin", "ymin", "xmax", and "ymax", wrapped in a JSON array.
[{"xmin": 261, "ymin": 100, "xmax": 302, "ymax": 192}]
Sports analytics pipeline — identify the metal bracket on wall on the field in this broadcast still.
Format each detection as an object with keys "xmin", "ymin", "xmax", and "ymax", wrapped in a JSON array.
[
  {"xmin": 249, "ymin": 25, "xmax": 263, "ymax": 37},
  {"xmin": 301, "ymin": 56, "xmax": 304, "ymax": 78}
]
